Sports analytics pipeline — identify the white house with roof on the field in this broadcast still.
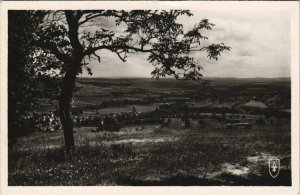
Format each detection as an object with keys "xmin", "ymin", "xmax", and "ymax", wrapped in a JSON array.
[{"xmin": 244, "ymin": 100, "xmax": 268, "ymax": 109}]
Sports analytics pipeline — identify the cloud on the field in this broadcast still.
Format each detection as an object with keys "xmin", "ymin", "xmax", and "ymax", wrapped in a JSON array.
[
  {"xmin": 237, "ymin": 49, "xmax": 254, "ymax": 57},
  {"xmin": 82, "ymin": 50, "xmax": 153, "ymax": 78},
  {"xmin": 82, "ymin": 9, "xmax": 291, "ymax": 78},
  {"xmin": 212, "ymin": 19, "xmax": 254, "ymax": 42}
]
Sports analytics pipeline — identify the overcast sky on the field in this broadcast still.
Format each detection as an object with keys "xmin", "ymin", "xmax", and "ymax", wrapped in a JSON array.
[{"xmin": 81, "ymin": 9, "xmax": 291, "ymax": 78}]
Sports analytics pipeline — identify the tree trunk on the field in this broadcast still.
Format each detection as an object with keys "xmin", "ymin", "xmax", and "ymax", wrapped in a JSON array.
[
  {"xmin": 59, "ymin": 61, "xmax": 80, "ymax": 155},
  {"xmin": 60, "ymin": 11, "xmax": 84, "ymax": 156}
]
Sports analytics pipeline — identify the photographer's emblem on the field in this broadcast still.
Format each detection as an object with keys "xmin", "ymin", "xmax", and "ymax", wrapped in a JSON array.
[{"xmin": 269, "ymin": 158, "xmax": 280, "ymax": 178}]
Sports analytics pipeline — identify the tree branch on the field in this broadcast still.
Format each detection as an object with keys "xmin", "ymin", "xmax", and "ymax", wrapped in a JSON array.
[
  {"xmin": 83, "ymin": 44, "xmax": 154, "ymax": 57},
  {"xmin": 34, "ymin": 41, "xmax": 70, "ymax": 64},
  {"xmin": 78, "ymin": 11, "xmax": 120, "ymax": 26}
]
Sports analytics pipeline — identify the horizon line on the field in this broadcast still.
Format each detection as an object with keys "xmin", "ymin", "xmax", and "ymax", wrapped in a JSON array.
[{"xmin": 78, "ymin": 76, "xmax": 291, "ymax": 79}]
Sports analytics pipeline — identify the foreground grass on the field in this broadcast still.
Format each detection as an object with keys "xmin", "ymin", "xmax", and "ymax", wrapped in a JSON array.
[{"xmin": 8, "ymin": 126, "xmax": 291, "ymax": 186}]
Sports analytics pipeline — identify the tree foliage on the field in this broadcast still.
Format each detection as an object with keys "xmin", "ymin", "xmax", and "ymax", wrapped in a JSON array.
[
  {"xmin": 36, "ymin": 10, "xmax": 230, "ymax": 80},
  {"xmin": 8, "ymin": 11, "xmax": 60, "ymax": 138}
]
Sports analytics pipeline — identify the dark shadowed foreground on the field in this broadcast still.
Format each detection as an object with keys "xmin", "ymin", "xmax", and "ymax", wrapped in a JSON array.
[{"xmin": 9, "ymin": 125, "xmax": 291, "ymax": 186}]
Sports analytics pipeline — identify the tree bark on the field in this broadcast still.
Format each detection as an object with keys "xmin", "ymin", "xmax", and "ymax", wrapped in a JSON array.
[
  {"xmin": 59, "ymin": 71, "xmax": 76, "ymax": 153},
  {"xmin": 59, "ymin": 60, "xmax": 81, "ymax": 155},
  {"xmin": 60, "ymin": 11, "xmax": 84, "ymax": 155}
]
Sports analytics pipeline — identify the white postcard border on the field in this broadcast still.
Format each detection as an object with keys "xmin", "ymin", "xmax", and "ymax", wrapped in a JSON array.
[{"xmin": 0, "ymin": 1, "xmax": 299, "ymax": 195}]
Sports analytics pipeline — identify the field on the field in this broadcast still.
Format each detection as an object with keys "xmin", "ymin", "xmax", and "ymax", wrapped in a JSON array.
[
  {"xmin": 9, "ymin": 124, "xmax": 291, "ymax": 185},
  {"xmin": 8, "ymin": 77, "xmax": 291, "ymax": 186}
]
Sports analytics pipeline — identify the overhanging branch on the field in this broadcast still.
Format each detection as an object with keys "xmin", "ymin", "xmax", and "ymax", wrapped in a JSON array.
[
  {"xmin": 34, "ymin": 41, "xmax": 70, "ymax": 64},
  {"xmin": 83, "ymin": 45, "xmax": 154, "ymax": 57}
]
